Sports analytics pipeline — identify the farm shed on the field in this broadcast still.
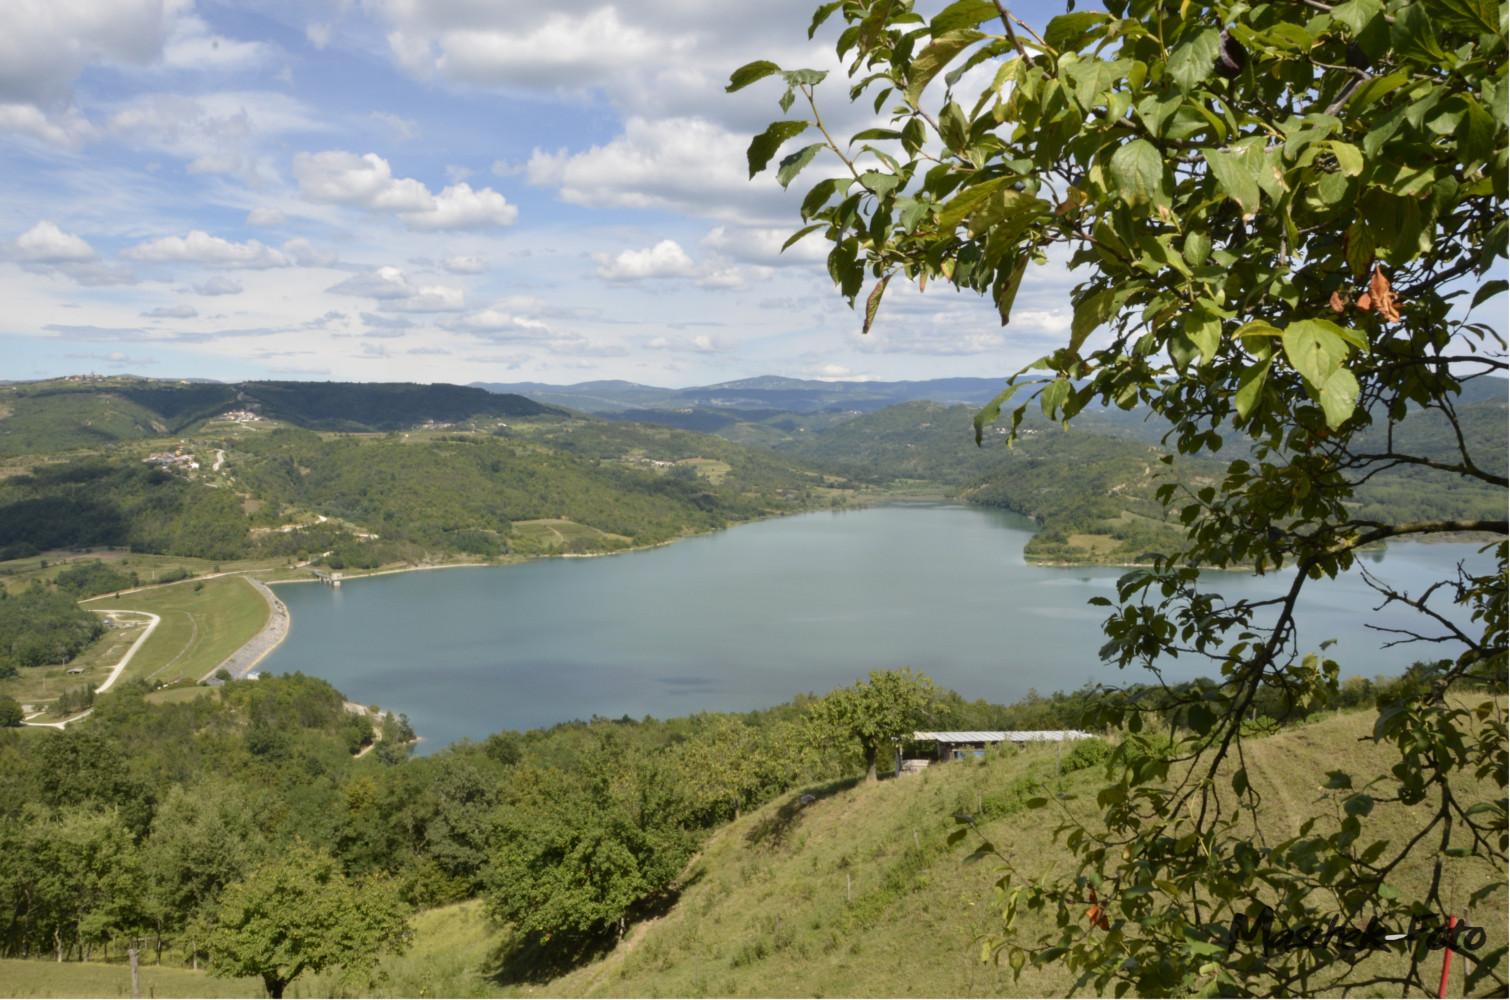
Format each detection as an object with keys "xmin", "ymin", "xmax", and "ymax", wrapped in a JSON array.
[{"xmin": 898, "ymin": 730, "xmax": 1096, "ymax": 773}]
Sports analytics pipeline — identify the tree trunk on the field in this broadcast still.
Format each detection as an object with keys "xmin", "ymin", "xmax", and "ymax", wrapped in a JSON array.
[
  {"xmin": 864, "ymin": 745, "xmax": 879, "ymax": 783},
  {"xmin": 264, "ymin": 974, "xmax": 287, "ymax": 999}
]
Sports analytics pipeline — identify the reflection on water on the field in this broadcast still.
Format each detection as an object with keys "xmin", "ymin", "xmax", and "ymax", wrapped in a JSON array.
[{"xmin": 263, "ymin": 504, "xmax": 1494, "ymax": 751}]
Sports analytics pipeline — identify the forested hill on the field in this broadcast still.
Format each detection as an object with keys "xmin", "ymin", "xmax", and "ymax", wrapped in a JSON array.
[
  {"xmin": 0, "ymin": 379, "xmax": 562, "ymax": 456},
  {"xmin": 0, "ymin": 413, "xmax": 853, "ymax": 570}
]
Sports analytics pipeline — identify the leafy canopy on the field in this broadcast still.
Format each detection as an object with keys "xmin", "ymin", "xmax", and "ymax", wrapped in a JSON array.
[
  {"xmin": 736, "ymin": 0, "xmax": 1507, "ymax": 995},
  {"xmin": 205, "ymin": 843, "xmax": 408, "ymax": 999},
  {"xmin": 810, "ymin": 667, "xmax": 938, "ymax": 781}
]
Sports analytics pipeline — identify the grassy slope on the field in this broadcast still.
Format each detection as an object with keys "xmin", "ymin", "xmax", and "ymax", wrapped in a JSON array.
[
  {"xmin": 3, "ymin": 707, "xmax": 1502, "ymax": 998},
  {"xmin": 77, "ymin": 576, "xmax": 268, "ymax": 683}
]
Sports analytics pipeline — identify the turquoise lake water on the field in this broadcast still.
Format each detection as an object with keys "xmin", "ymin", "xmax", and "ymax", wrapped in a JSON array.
[{"xmin": 260, "ymin": 504, "xmax": 1496, "ymax": 751}]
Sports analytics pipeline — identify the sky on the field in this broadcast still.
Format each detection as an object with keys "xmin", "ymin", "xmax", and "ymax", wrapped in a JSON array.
[
  {"xmin": 0, "ymin": 0, "xmax": 1096, "ymax": 387},
  {"xmin": 0, "ymin": 2, "xmax": 1498, "ymax": 390}
]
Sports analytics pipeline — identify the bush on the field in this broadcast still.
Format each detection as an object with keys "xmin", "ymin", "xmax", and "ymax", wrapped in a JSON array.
[
  {"xmin": 1061, "ymin": 738, "xmax": 1114, "ymax": 773},
  {"xmin": 1239, "ymin": 715, "xmax": 1282, "ymax": 738},
  {"xmin": 0, "ymin": 694, "xmax": 23, "ymax": 727}
]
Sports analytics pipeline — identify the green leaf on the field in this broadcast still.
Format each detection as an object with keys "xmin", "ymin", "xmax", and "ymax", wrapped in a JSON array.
[
  {"xmin": 782, "ymin": 224, "xmax": 824, "ymax": 251},
  {"xmin": 937, "ymin": 176, "xmax": 1019, "ymax": 232},
  {"xmin": 1203, "ymin": 147, "xmax": 1261, "ymax": 216},
  {"xmin": 1183, "ymin": 306, "xmax": 1221, "ymax": 365},
  {"xmin": 1329, "ymin": 141, "xmax": 1364, "ymax": 177},
  {"xmin": 1233, "ymin": 359, "xmax": 1271, "ymax": 420},
  {"xmin": 776, "ymin": 143, "xmax": 825, "ymax": 189},
  {"xmin": 1231, "ymin": 768, "xmax": 1249, "ymax": 797},
  {"xmin": 808, "ymin": 1, "xmax": 844, "ymax": 38},
  {"xmin": 1391, "ymin": 2, "xmax": 1448, "ymax": 63},
  {"xmin": 1425, "ymin": 0, "xmax": 1500, "ymax": 34},
  {"xmin": 1377, "ymin": 883, "xmax": 1400, "ymax": 900},
  {"xmin": 1167, "ymin": 28, "xmax": 1221, "ymax": 94},
  {"xmin": 1108, "ymin": 140, "xmax": 1164, "ymax": 208},
  {"xmin": 1318, "ymin": 366, "xmax": 1360, "ymax": 429},
  {"xmin": 905, "ymin": 30, "xmax": 985, "ymax": 106},
  {"xmin": 973, "ymin": 384, "xmax": 1018, "ymax": 444},
  {"xmin": 1040, "ymin": 379, "xmax": 1071, "ymax": 421},
  {"xmin": 930, "ymin": 0, "xmax": 998, "ymax": 35},
  {"xmin": 1281, "ymin": 319, "xmax": 1350, "ymax": 389},
  {"xmin": 727, "ymin": 60, "xmax": 782, "ymax": 93},
  {"xmin": 1183, "ymin": 231, "xmax": 1211, "ymax": 267},
  {"xmin": 1343, "ymin": 793, "xmax": 1375, "ymax": 816},
  {"xmin": 862, "ymin": 272, "xmax": 893, "ymax": 334},
  {"xmin": 1329, "ymin": 0, "xmax": 1384, "ymax": 35},
  {"xmin": 747, "ymin": 121, "xmax": 810, "ymax": 178},
  {"xmin": 1070, "ymin": 289, "xmax": 1117, "ymax": 354},
  {"xmin": 968, "ymin": 189, "xmax": 1047, "ymax": 239},
  {"xmin": 1044, "ymin": 11, "xmax": 1111, "ymax": 52},
  {"xmin": 1471, "ymin": 280, "xmax": 1507, "ymax": 309},
  {"xmin": 996, "ymin": 255, "xmax": 1029, "ymax": 326}
]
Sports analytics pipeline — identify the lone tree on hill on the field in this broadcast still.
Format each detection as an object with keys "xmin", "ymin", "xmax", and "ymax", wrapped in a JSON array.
[
  {"xmin": 736, "ymin": 0, "xmax": 1506, "ymax": 995},
  {"xmin": 811, "ymin": 667, "xmax": 938, "ymax": 781},
  {"xmin": 204, "ymin": 843, "xmax": 408, "ymax": 999}
]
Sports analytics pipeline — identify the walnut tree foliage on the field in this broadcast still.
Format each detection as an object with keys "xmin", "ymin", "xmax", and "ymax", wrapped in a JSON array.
[{"xmin": 734, "ymin": 0, "xmax": 1507, "ymax": 994}]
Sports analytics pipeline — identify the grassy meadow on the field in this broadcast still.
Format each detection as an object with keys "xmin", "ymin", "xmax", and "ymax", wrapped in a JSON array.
[{"xmin": 78, "ymin": 575, "xmax": 269, "ymax": 685}]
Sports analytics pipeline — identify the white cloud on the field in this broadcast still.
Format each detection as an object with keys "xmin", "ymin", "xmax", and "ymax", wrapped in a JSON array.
[
  {"xmin": 0, "ymin": 0, "xmax": 178, "ymax": 108},
  {"xmin": 294, "ymin": 150, "xmax": 433, "ymax": 211},
  {"xmin": 529, "ymin": 116, "xmax": 794, "ymax": 224},
  {"xmin": 160, "ymin": 14, "xmax": 268, "ymax": 72},
  {"xmin": 327, "ymin": 266, "xmax": 466, "ymax": 312},
  {"xmin": 647, "ymin": 332, "xmax": 736, "ymax": 354},
  {"xmin": 143, "ymin": 303, "xmax": 197, "ymax": 318},
  {"xmin": 306, "ymin": 23, "xmax": 332, "ymax": 50},
  {"xmin": 293, "ymin": 150, "xmax": 517, "ymax": 230},
  {"xmin": 701, "ymin": 225, "xmax": 828, "ymax": 266},
  {"xmin": 193, "ymin": 276, "xmax": 243, "ymax": 295},
  {"xmin": 12, "ymin": 221, "xmax": 97, "ymax": 263},
  {"xmin": 445, "ymin": 164, "xmax": 473, "ymax": 183},
  {"xmin": 246, "ymin": 207, "xmax": 286, "ymax": 226},
  {"xmin": 187, "ymin": 151, "xmax": 240, "ymax": 174},
  {"xmin": 444, "ymin": 308, "xmax": 552, "ymax": 337},
  {"xmin": 122, "ymin": 230, "xmax": 290, "ymax": 269},
  {"xmin": 405, "ymin": 183, "xmax": 517, "ymax": 230},
  {"xmin": 593, "ymin": 240, "xmax": 696, "ymax": 282},
  {"xmin": 371, "ymin": 111, "xmax": 419, "ymax": 140},
  {"xmin": 282, "ymin": 238, "xmax": 338, "ymax": 268},
  {"xmin": 418, "ymin": 8, "xmax": 682, "ymax": 90},
  {"xmin": 0, "ymin": 103, "xmax": 98, "ymax": 149},
  {"xmin": 442, "ymin": 255, "xmax": 485, "ymax": 274}
]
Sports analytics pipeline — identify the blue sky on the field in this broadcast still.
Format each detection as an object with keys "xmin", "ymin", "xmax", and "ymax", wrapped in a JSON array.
[
  {"xmin": 0, "ymin": 0, "xmax": 1094, "ymax": 386},
  {"xmin": 2, "ymin": 2, "xmax": 1497, "ymax": 389}
]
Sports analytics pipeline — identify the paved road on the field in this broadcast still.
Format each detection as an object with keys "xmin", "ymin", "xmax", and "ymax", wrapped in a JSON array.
[
  {"xmin": 22, "ymin": 610, "xmax": 160, "ymax": 728},
  {"xmin": 202, "ymin": 576, "xmax": 289, "ymax": 680}
]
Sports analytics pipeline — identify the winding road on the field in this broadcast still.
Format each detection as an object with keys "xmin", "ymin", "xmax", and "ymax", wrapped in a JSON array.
[{"xmin": 23, "ymin": 610, "xmax": 160, "ymax": 728}]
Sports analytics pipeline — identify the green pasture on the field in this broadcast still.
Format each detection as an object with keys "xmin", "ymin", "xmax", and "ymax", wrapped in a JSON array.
[
  {"xmin": 80, "ymin": 575, "xmax": 269, "ymax": 685},
  {"xmin": 0, "ymin": 958, "xmax": 262, "ymax": 998}
]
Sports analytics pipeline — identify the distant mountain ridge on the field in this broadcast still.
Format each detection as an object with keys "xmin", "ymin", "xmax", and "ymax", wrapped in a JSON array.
[
  {"xmin": 470, "ymin": 376, "xmax": 1015, "ymax": 413},
  {"xmin": 475, "ymin": 373, "xmax": 1509, "ymax": 416}
]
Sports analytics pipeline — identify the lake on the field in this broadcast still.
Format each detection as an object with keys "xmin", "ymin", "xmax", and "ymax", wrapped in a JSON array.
[{"xmin": 261, "ymin": 504, "xmax": 1496, "ymax": 751}]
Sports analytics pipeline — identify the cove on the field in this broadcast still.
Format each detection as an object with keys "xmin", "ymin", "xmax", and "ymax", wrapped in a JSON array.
[{"xmin": 261, "ymin": 504, "xmax": 1496, "ymax": 751}]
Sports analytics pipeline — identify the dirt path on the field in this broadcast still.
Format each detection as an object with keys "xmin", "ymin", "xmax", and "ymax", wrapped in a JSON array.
[
  {"xmin": 87, "ymin": 611, "xmax": 161, "ymax": 693},
  {"xmin": 22, "ymin": 610, "xmax": 159, "ymax": 729},
  {"xmin": 201, "ymin": 577, "xmax": 290, "ymax": 681}
]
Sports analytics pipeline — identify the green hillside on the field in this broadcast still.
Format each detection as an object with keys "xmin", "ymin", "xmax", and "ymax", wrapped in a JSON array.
[
  {"xmin": 5, "ymin": 689, "xmax": 1497, "ymax": 999},
  {"xmin": 0, "ymin": 379, "xmax": 564, "ymax": 458}
]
